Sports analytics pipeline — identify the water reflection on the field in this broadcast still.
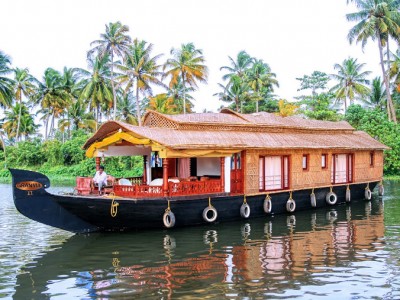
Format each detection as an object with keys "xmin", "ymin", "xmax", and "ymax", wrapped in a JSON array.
[{"xmin": 13, "ymin": 200, "xmax": 387, "ymax": 299}]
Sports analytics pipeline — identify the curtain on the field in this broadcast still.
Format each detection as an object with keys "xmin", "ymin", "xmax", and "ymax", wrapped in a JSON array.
[
  {"xmin": 265, "ymin": 156, "xmax": 282, "ymax": 190},
  {"xmin": 335, "ymin": 154, "xmax": 347, "ymax": 183},
  {"xmin": 178, "ymin": 158, "xmax": 190, "ymax": 179}
]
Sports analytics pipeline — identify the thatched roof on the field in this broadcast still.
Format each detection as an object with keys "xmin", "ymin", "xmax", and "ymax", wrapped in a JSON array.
[{"xmin": 83, "ymin": 110, "xmax": 389, "ymax": 152}]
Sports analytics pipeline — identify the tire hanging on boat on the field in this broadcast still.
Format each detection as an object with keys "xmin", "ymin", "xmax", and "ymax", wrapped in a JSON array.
[
  {"xmin": 163, "ymin": 210, "xmax": 176, "ymax": 228},
  {"xmin": 326, "ymin": 187, "xmax": 337, "ymax": 205},
  {"xmin": 163, "ymin": 200, "xmax": 175, "ymax": 228},
  {"xmin": 286, "ymin": 192, "xmax": 296, "ymax": 213},
  {"xmin": 364, "ymin": 184, "xmax": 372, "ymax": 201},
  {"xmin": 345, "ymin": 185, "xmax": 351, "ymax": 202},
  {"xmin": 203, "ymin": 198, "xmax": 218, "ymax": 223},
  {"xmin": 263, "ymin": 194, "xmax": 272, "ymax": 213},
  {"xmin": 240, "ymin": 203, "xmax": 251, "ymax": 218},
  {"xmin": 378, "ymin": 182, "xmax": 384, "ymax": 196},
  {"xmin": 310, "ymin": 189, "xmax": 317, "ymax": 208}
]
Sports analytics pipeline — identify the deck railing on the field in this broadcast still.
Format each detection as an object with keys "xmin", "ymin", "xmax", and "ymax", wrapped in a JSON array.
[{"xmin": 113, "ymin": 179, "xmax": 222, "ymax": 198}]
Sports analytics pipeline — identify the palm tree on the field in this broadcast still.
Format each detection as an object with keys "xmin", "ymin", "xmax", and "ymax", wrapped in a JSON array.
[
  {"xmin": 0, "ymin": 51, "xmax": 14, "ymax": 108},
  {"xmin": 365, "ymin": 77, "xmax": 386, "ymax": 110},
  {"xmin": 214, "ymin": 75, "xmax": 249, "ymax": 112},
  {"xmin": 58, "ymin": 98, "xmax": 96, "ymax": 135},
  {"xmin": 166, "ymin": 76, "xmax": 195, "ymax": 113},
  {"xmin": 13, "ymin": 68, "xmax": 37, "ymax": 141},
  {"xmin": 346, "ymin": 0, "xmax": 400, "ymax": 122},
  {"xmin": 220, "ymin": 50, "xmax": 253, "ymax": 81},
  {"xmin": 88, "ymin": 21, "xmax": 132, "ymax": 120},
  {"xmin": 147, "ymin": 93, "xmax": 178, "ymax": 114},
  {"xmin": 78, "ymin": 55, "xmax": 113, "ymax": 125},
  {"xmin": 164, "ymin": 43, "xmax": 208, "ymax": 114},
  {"xmin": 116, "ymin": 93, "xmax": 137, "ymax": 124},
  {"xmin": 118, "ymin": 39, "xmax": 165, "ymax": 126},
  {"xmin": 2, "ymin": 103, "xmax": 37, "ymax": 140},
  {"xmin": 330, "ymin": 57, "xmax": 371, "ymax": 112},
  {"xmin": 245, "ymin": 59, "xmax": 279, "ymax": 113},
  {"xmin": 34, "ymin": 68, "xmax": 72, "ymax": 140}
]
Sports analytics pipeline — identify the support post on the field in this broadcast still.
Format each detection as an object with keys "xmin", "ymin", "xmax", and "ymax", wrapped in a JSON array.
[
  {"xmin": 220, "ymin": 157, "xmax": 225, "ymax": 193},
  {"xmin": 95, "ymin": 157, "xmax": 101, "ymax": 170},
  {"xmin": 143, "ymin": 155, "xmax": 148, "ymax": 185},
  {"xmin": 163, "ymin": 158, "xmax": 169, "ymax": 196}
]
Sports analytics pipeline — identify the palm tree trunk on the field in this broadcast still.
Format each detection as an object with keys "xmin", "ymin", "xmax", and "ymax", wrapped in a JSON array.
[
  {"xmin": 378, "ymin": 35, "xmax": 397, "ymax": 123},
  {"xmin": 136, "ymin": 86, "xmax": 142, "ymax": 126},
  {"xmin": 16, "ymin": 99, "xmax": 21, "ymax": 142},
  {"xmin": 182, "ymin": 73, "xmax": 186, "ymax": 114},
  {"xmin": 0, "ymin": 132, "xmax": 7, "ymax": 168},
  {"xmin": 111, "ymin": 52, "xmax": 117, "ymax": 120}
]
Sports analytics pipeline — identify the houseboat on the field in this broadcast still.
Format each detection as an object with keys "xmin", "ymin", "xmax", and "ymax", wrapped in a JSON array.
[{"xmin": 10, "ymin": 109, "xmax": 388, "ymax": 233}]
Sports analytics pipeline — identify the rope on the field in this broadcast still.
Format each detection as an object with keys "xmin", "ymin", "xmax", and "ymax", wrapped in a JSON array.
[
  {"xmin": 330, "ymin": 186, "xmax": 333, "ymax": 193},
  {"xmin": 365, "ymin": 182, "xmax": 370, "ymax": 190},
  {"xmin": 311, "ymin": 188, "xmax": 315, "ymax": 196},
  {"xmin": 243, "ymin": 195, "xmax": 247, "ymax": 204},
  {"xmin": 289, "ymin": 191, "xmax": 293, "ymax": 200},
  {"xmin": 265, "ymin": 194, "xmax": 271, "ymax": 201},
  {"xmin": 346, "ymin": 184, "xmax": 350, "ymax": 191},
  {"xmin": 110, "ymin": 193, "xmax": 119, "ymax": 218},
  {"xmin": 165, "ymin": 200, "xmax": 171, "ymax": 213},
  {"xmin": 208, "ymin": 197, "xmax": 212, "ymax": 208}
]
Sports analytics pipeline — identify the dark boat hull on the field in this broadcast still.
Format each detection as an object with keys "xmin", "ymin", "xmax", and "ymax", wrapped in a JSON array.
[{"xmin": 9, "ymin": 168, "xmax": 379, "ymax": 233}]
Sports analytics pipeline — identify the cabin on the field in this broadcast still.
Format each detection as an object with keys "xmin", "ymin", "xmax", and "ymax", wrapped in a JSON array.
[{"xmin": 79, "ymin": 109, "xmax": 388, "ymax": 198}]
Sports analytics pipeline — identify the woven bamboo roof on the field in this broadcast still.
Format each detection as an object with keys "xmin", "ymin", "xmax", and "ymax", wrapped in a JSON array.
[{"xmin": 83, "ymin": 110, "xmax": 389, "ymax": 151}]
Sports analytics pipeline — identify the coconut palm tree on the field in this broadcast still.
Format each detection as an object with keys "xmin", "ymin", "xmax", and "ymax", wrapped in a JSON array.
[
  {"xmin": 346, "ymin": 0, "xmax": 400, "ymax": 122},
  {"xmin": 163, "ymin": 43, "xmax": 208, "ymax": 114},
  {"xmin": 220, "ymin": 50, "xmax": 253, "ymax": 81},
  {"xmin": 214, "ymin": 75, "xmax": 250, "ymax": 112},
  {"xmin": 365, "ymin": 77, "xmax": 386, "ymax": 111},
  {"xmin": 0, "ymin": 51, "xmax": 14, "ymax": 108},
  {"xmin": 88, "ymin": 21, "xmax": 132, "ymax": 120},
  {"xmin": 147, "ymin": 93, "xmax": 178, "ymax": 114},
  {"xmin": 13, "ymin": 67, "xmax": 37, "ymax": 141},
  {"xmin": 166, "ymin": 76, "xmax": 195, "ymax": 113},
  {"xmin": 330, "ymin": 57, "xmax": 371, "ymax": 113},
  {"xmin": 2, "ymin": 103, "xmax": 37, "ymax": 140},
  {"xmin": 245, "ymin": 59, "xmax": 279, "ymax": 113},
  {"xmin": 78, "ymin": 54, "xmax": 113, "ymax": 125},
  {"xmin": 116, "ymin": 93, "xmax": 137, "ymax": 124},
  {"xmin": 117, "ymin": 39, "xmax": 165, "ymax": 126},
  {"xmin": 58, "ymin": 98, "xmax": 96, "ymax": 136},
  {"xmin": 34, "ymin": 68, "xmax": 72, "ymax": 140}
]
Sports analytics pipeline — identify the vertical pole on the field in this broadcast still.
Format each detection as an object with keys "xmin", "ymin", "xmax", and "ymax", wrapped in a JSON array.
[
  {"xmin": 163, "ymin": 158, "xmax": 169, "ymax": 196},
  {"xmin": 95, "ymin": 157, "xmax": 101, "ymax": 171},
  {"xmin": 220, "ymin": 157, "xmax": 225, "ymax": 193},
  {"xmin": 143, "ymin": 155, "xmax": 148, "ymax": 185}
]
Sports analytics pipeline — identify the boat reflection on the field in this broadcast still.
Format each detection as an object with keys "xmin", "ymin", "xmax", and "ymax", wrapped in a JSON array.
[{"xmin": 14, "ymin": 200, "xmax": 384, "ymax": 299}]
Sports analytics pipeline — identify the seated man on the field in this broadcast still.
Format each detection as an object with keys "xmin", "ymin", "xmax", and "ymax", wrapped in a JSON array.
[{"xmin": 93, "ymin": 165, "xmax": 108, "ymax": 195}]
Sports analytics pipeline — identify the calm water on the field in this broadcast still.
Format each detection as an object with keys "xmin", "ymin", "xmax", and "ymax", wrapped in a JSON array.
[{"xmin": 0, "ymin": 182, "xmax": 400, "ymax": 299}]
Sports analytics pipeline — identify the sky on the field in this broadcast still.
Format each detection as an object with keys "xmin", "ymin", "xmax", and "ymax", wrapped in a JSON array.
[{"xmin": 1, "ymin": 0, "xmax": 382, "ymax": 113}]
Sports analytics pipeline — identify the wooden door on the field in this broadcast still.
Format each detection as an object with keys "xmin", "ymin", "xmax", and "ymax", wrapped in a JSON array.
[{"xmin": 230, "ymin": 152, "xmax": 243, "ymax": 194}]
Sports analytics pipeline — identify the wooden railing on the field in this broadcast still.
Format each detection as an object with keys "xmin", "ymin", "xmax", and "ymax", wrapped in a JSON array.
[{"xmin": 113, "ymin": 179, "xmax": 222, "ymax": 198}]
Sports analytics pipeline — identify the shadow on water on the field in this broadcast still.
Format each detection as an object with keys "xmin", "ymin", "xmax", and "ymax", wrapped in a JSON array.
[{"xmin": 12, "ymin": 198, "xmax": 387, "ymax": 299}]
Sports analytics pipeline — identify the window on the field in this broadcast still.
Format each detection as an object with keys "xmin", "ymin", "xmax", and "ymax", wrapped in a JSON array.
[
  {"xmin": 259, "ymin": 155, "xmax": 290, "ymax": 191},
  {"xmin": 331, "ymin": 153, "xmax": 353, "ymax": 184},
  {"xmin": 302, "ymin": 154, "xmax": 309, "ymax": 171},
  {"xmin": 370, "ymin": 152, "xmax": 374, "ymax": 167},
  {"xmin": 321, "ymin": 154, "xmax": 327, "ymax": 169}
]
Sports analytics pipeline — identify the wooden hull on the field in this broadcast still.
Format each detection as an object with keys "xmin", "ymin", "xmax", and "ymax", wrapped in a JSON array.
[{"xmin": 10, "ymin": 168, "xmax": 379, "ymax": 233}]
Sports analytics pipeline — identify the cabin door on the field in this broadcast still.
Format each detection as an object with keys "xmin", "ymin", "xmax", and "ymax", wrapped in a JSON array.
[{"xmin": 230, "ymin": 152, "xmax": 243, "ymax": 194}]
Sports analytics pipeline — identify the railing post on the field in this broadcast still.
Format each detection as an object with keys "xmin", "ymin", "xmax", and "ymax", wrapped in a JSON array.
[{"xmin": 163, "ymin": 158, "xmax": 169, "ymax": 197}]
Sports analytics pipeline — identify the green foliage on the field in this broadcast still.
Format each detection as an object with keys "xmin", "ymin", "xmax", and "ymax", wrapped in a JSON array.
[
  {"xmin": 60, "ymin": 130, "xmax": 89, "ymax": 165},
  {"xmin": 300, "ymin": 93, "xmax": 341, "ymax": 121},
  {"xmin": 345, "ymin": 105, "xmax": 400, "ymax": 175}
]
